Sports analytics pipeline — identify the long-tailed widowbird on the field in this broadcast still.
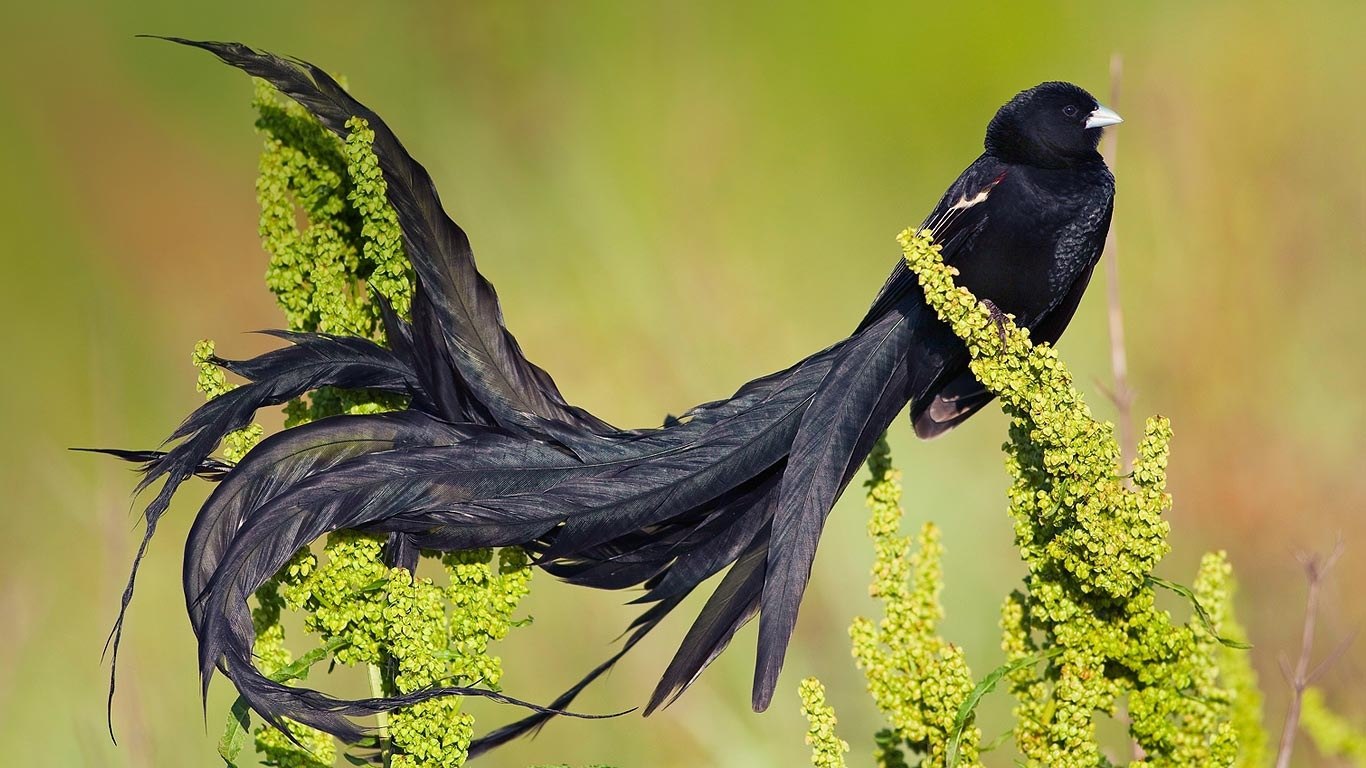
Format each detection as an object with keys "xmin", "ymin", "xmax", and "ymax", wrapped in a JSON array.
[{"xmin": 93, "ymin": 38, "xmax": 1119, "ymax": 757}]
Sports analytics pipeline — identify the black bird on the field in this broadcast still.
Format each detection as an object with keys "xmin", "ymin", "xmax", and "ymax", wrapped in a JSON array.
[{"xmin": 97, "ymin": 39, "xmax": 1119, "ymax": 756}]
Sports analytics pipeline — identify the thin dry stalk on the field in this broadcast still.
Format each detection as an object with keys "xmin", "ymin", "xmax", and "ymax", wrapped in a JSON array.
[
  {"xmin": 1274, "ymin": 540, "xmax": 1347, "ymax": 768},
  {"xmin": 1098, "ymin": 52, "xmax": 1137, "ymax": 475},
  {"xmin": 1096, "ymin": 53, "xmax": 1144, "ymax": 763}
]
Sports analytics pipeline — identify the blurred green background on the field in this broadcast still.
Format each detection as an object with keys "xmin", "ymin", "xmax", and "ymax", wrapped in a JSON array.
[{"xmin": 3, "ymin": 2, "xmax": 1364, "ymax": 766}]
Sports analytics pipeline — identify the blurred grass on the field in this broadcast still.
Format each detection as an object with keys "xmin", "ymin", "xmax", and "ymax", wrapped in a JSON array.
[{"xmin": 1, "ymin": 2, "xmax": 1363, "ymax": 766}]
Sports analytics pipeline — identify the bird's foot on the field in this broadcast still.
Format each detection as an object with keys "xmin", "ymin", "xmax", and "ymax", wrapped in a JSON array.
[{"xmin": 981, "ymin": 299, "xmax": 1010, "ymax": 347}]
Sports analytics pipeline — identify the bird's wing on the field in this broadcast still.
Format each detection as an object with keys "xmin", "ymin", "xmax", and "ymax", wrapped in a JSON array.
[
  {"xmin": 858, "ymin": 154, "xmax": 1009, "ymax": 332},
  {"xmin": 160, "ymin": 38, "xmax": 612, "ymax": 435},
  {"xmin": 911, "ymin": 196, "xmax": 1111, "ymax": 439}
]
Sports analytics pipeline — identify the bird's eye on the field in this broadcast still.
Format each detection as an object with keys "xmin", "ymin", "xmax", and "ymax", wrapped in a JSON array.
[{"xmin": 1062, "ymin": 105, "xmax": 1079, "ymax": 118}]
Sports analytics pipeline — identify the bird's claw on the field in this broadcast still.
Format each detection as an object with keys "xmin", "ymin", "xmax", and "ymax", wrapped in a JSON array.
[{"xmin": 981, "ymin": 299, "xmax": 1010, "ymax": 347}]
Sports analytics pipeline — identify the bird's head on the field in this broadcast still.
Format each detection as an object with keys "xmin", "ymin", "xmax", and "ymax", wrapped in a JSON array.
[{"xmin": 984, "ymin": 81, "xmax": 1122, "ymax": 169}]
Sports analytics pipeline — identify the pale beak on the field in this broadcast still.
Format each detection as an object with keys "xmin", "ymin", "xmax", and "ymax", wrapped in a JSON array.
[{"xmin": 1085, "ymin": 104, "xmax": 1123, "ymax": 129}]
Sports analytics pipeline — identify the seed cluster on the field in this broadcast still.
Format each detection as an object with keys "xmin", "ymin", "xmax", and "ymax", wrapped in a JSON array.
[{"xmin": 849, "ymin": 438, "xmax": 980, "ymax": 767}]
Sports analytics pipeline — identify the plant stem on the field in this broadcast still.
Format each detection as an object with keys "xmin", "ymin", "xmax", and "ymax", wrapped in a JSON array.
[
  {"xmin": 1274, "ymin": 540, "xmax": 1345, "ymax": 768},
  {"xmin": 369, "ymin": 663, "xmax": 391, "ymax": 767},
  {"xmin": 1100, "ymin": 51, "xmax": 1136, "ymax": 477}
]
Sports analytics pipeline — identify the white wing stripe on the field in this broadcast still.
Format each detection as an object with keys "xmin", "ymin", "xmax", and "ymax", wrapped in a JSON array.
[{"xmin": 948, "ymin": 188, "xmax": 991, "ymax": 212}]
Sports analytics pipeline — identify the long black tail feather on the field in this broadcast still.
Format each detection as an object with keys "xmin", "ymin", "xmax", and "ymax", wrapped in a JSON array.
[
  {"xmin": 646, "ymin": 526, "xmax": 771, "ymax": 714},
  {"xmin": 183, "ymin": 345, "xmax": 838, "ymax": 728},
  {"xmin": 182, "ymin": 411, "xmax": 472, "ymax": 631},
  {"xmin": 222, "ymin": 641, "xmax": 630, "ymax": 744},
  {"xmin": 75, "ymin": 448, "xmax": 234, "ymax": 481},
  {"xmin": 754, "ymin": 299, "xmax": 945, "ymax": 710},
  {"xmin": 467, "ymin": 594, "xmax": 687, "ymax": 758}
]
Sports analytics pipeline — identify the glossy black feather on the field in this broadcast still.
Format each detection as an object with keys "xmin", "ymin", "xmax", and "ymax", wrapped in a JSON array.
[
  {"xmin": 75, "ymin": 448, "xmax": 234, "ymax": 481},
  {"xmin": 182, "ymin": 412, "xmax": 468, "ymax": 625},
  {"xmin": 755, "ymin": 300, "xmax": 942, "ymax": 709},
  {"xmin": 183, "ymin": 349, "xmax": 843, "ymax": 683},
  {"xmin": 466, "ymin": 594, "xmax": 686, "ymax": 758},
  {"xmin": 646, "ymin": 527, "xmax": 771, "ymax": 714}
]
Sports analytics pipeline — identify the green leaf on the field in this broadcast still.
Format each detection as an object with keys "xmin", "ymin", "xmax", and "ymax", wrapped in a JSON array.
[
  {"xmin": 352, "ymin": 577, "xmax": 389, "ymax": 596},
  {"xmin": 270, "ymin": 636, "xmax": 352, "ymax": 684},
  {"xmin": 947, "ymin": 649, "xmax": 1062, "ymax": 768},
  {"xmin": 980, "ymin": 727, "xmax": 1015, "ymax": 753},
  {"xmin": 217, "ymin": 638, "xmax": 348, "ymax": 765},
  {"xmin": 1148, "ymin": 576, "xmax": 1253, "ymax": 650},
  {"xmin": 217, "ymin": 696, "xmax": 251, "ymax": 766}
]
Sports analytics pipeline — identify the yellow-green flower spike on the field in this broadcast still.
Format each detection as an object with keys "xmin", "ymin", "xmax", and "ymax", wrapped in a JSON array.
[
  {"xmin": 1198, "ymin": 552, "xmax": 1267, "ymax": 768},
  {"xmin": 282, "ymin": 531, "xmax": 391, "ymax": 667},
  {"xmin": 850, "ymin": 437, "xmax": 981, "ymax": 767},
  {"xmin": 254, "ymin": 84, "xmax": 413, "ymax": 426},
  {"xmin": 343, "ymin": 117, "xmax": 412, "ymax": 320},
  {"xmin": 800, "ymin": 677, "xmax": 850, "ymax": 768},
  {"xmin": 192, "ymin": 339, "xmax": 262, "ymax": 463},
  {"xmin": 254, "ymin": 720, "xmax": 338, "ymax": 768}
]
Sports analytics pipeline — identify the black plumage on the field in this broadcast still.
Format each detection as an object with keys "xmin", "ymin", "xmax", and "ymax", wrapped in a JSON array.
[{"xmin": 98, "ymin": 39, "xmax": 1119, "ymax": 756}]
